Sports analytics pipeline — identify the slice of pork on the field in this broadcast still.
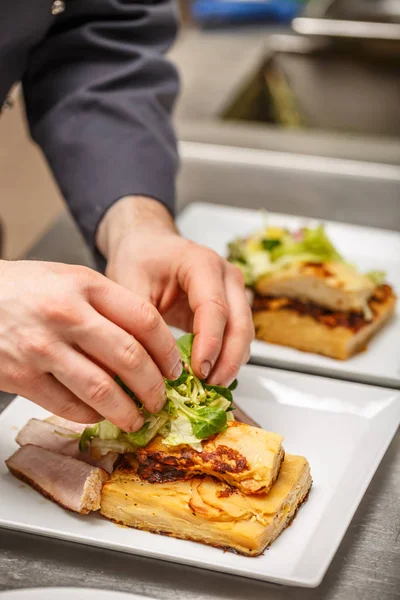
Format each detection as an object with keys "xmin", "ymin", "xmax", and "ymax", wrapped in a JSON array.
[
  {"xmin": 45, "ymin": 415, "xmax": 91, "ymax": 434},
  {"xmin": 6, "ymin": 445, "xmax": 109, "ymax": 514},
  {"xmin": 16, "ymin": 419, "xmax": 117, "ymax": 474}
]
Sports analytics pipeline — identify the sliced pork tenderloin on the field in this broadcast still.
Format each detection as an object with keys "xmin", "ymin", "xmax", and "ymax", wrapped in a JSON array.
[
  {"xmin": 16, "ymin": 418, "xmax": 117, "ymax": 474},
  {"xmin": 6, "ymin": 444, "xmax": 109, "ymax": 514},
  {"xmin": 44, "ymin": 415, "xmax": 91, "ymax": 433}
]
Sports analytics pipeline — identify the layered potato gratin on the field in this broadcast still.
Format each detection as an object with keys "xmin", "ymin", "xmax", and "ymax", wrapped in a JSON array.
[
  {"xmin": 101, "ymin": 454, "xmax": 311, "ymax": 557},
  {"xmin": 228, "ymin": 224, "xmax": 396, "ymax": 360}
]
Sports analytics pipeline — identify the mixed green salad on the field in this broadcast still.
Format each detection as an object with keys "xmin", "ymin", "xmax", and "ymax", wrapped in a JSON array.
[
  {"xmin": 227, "ymin": 223, "xmax": 385, "ymax": 287},
  {"xmin": 79, "ymin": 334, "xmax": 236, "ymax": 454}
]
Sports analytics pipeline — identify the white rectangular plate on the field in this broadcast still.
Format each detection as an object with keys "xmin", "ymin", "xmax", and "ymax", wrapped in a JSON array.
[
  {"xmin": 1, "ymin": 366, "xmax": 399, "ymax": 588},
  {"xmin": 177, "ymin": 203, "xmax": 400, "ymax": 388}
]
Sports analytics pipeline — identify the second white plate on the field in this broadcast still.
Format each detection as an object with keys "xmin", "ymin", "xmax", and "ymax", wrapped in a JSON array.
[{"xmin": 177, "ymin": 203, "xmax": 400, "ymax": 388}]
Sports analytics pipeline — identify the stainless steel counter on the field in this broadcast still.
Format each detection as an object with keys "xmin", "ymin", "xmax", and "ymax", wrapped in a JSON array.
[{"xmin": 171, "ymin": 29, "xmax": 400, "ymax": 166}]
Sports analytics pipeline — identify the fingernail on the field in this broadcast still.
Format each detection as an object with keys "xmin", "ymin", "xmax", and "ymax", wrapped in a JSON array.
[
  {"xmin": 171, "ymin": 360, "xmax": 183, "ymax": 380},
  {"xmin": 129, "ymin": 414, "xmax": 145, "ymax": 433},
  {"xmin": 154, "ymin": 389, "xmax": 167, "ymax": 414},
  {"xmin": 200, "ymin": 360, "xmax": 212, "ymax": 379}
]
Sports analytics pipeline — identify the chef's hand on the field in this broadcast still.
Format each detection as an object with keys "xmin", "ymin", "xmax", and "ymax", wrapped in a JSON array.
[
  {"xmin": 0, "ymin": 260, "xmax": 183, "ymax": 430},
  {"xmin": 97, "ymin": 196, "xmax": 254, "ymax": 386}
]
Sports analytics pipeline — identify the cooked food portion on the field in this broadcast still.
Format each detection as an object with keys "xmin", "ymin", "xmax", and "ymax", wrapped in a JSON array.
[
  {"xmin": 100, "ymin": 454, "xmax": 311, "ymax": 557},
  {"xmin": 45, "ymin": 415, "xmax": 92, "ymax": 433},
  {"xmin": 228, "ymin": 222, "xmax": 396, "ymax": 359},
  {"xmin": 228, "ymin": 223, "xmax": 345, "ymax": 288},
  {"xmin": 78, "ymin": 334, "xmax": 238, "ymax": 457},
  {"xmin": 255, "ymin": 262, "xmax": 375, "ymax": 312},
  {"xmin": 5, "ymin": 331, "xmax": 313, "ymax": 555},
  {"xmin": 253, "ymin": 284, "xmax": 396, "ymax": 360},
  {"xmin": 16, "ymin": 418, "xmax": 117, "ymax": 474},
  {"xmin": 137, "ymin": 421, "xmax": 284, "ymax": 495},
  {"xmin": 6, "ymin": 444, "xmax": 109, "ymax": 514}
]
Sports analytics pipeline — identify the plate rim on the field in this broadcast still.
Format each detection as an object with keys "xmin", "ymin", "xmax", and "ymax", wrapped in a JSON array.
[{"xmin": 178, "ymin": 201, "xmax": 400, "ymax": 242}]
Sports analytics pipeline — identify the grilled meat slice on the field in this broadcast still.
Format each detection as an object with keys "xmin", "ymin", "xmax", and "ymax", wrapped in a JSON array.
[
  {"xmin": 137, "ymin": 421, "xmax": 284, "ymax": 495},
  {"xmin": 44, "ymin": 415, "xmax": 91, "ymax": 433},
  {"xmin": 100, "ymin": 454, "xmax": 311, "ymax": 557},
  {"xmin": 6, "ymin": 444, "xmax": 109, "ymax": 514},
  {"xmin": 16, "ymin": 418, "xmax": 117, "ymax": 474}
]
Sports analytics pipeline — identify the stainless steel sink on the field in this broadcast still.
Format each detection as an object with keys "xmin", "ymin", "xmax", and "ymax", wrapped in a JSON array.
[{"xmin": 221, "ymin": 36, "xmax": 400, "ymax": 138}]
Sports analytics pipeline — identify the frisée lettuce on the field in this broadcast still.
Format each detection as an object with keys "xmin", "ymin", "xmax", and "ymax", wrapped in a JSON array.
[
  {"xmin": 79, "ymin": 334, "xmax": 237, "ymax": 454},
  {"xmin": 366, "ymin": 270, "xmax": 387, "ymax": 286},
  {"xmin": 228, "ymin": 223, "xmax": 345, "ymax": 286}
]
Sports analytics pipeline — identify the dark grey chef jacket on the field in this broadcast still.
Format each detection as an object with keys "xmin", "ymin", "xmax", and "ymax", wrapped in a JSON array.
[{"xmin": 0, "ymin": 0, "xmax": 179, "ymax": 257}]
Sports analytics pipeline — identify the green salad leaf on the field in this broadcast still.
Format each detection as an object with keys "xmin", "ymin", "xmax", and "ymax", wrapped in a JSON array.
[
  {"xmin": 127, "ymin": 410, "xmax": 170, "ymax": 448},
  {"xmin": 79, "ymin": 333, "xmax": 237, "ymax": 453},
  {"xmin": 98, "ymin": 420, "xmax": 121, "ymax": 440},
  {"xmin": 228, "ymin": 379, "xmax": 238, "ymax": 391},
  {"xmin": 166, "ymin": 367, "xmax": 189, "ymax": 387},
  {"xmin": 262, "ymin": 239, "xmax": 281, "ymax": 252},
  {"xmin": 162, "ymin": 413, "xmax": 202, "ymax": 450},
  {"xmin": 270, "ymin": 225, "xmax": 343, "ymax": 264},
  {"xmin": 203, "ymin": 383, "xmax": 233, "ymax": 404},
  {"xmin": 177, "ymin": 333, "xmax": 194, "ymax": 364},
  {"xmin": 227, "ymin": 222, "xmax": 344, "ymax": 285},
  {"xmin": 190, "ymin": 406, "xmax": 227, "ymax": 439},
  {"xmin": 366, "ymin": 270, "xmax": 386, "ymax": 286},
  {"xmin": 79, "ymin": 424, "xmax": 99, "ymax": 452}
]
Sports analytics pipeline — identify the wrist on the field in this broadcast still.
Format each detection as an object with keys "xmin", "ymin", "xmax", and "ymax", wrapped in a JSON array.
[{"xmin": 96, "ymin": 195, "xmax": 177, "ymax": 259}]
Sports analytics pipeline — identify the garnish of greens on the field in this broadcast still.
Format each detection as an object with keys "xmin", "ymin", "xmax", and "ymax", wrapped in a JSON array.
[
  {"xmin": 78, "ymin": 334, "xmax": 237, "ymax": 454},
  {"xmin": 366, "ymin": 270, "xmax": 387, "ymax": 286},
  {"xmin": 227, "ymin": 222, "xmax": 386, "ymax": 287}
]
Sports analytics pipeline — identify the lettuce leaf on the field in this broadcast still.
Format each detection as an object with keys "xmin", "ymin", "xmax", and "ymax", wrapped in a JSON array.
[
  {"xmin": 204, "ymin": 383, "xmax": 233, "ymax": 404},
  {"xmin": 366, "ymin": 270, "xmax": 386, "ymax": 286},
  {"xmin": 79, "ymin": 424, "xmax": 99, "ymax": 452},
  {"xmin": 177, "ymin": 333, "xmax": 194, "ymax": 364},
  {"xmin": 228, "ymin": 223, "xmax": 344, "ymax": 285},
  {"xmin": 270, "ymin": 225, "xmax": 342, "ymax": 263},
  {"xmin": 98, "ymin": 420, "xmax": 121, "ymax": 440},
  {"xmin": 262, "ymin": 239, "xmax": 281, "ymax": 252},
  {"xmin": 190, "ymin": 406, "xmax": 227, "ymax": 439},
  {"xmin": 228, "ymin": 379, "xmax": 238, "ymax": 391},
  {"xmin": 162, "ymin": 413, "xmax": 202, "ymax": 451},
  {"xmin": 127, "ymin": 411, "xmax": 169, "ymax": 448},
  {"xmin": 78, "ymin": 333, "xmax": 237, "ymax": 453}
]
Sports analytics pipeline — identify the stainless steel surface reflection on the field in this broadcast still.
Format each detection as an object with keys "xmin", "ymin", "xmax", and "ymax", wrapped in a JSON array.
[{"xmin": 294, "ymin": 0, "xmax": 400, "ymax": 42}]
